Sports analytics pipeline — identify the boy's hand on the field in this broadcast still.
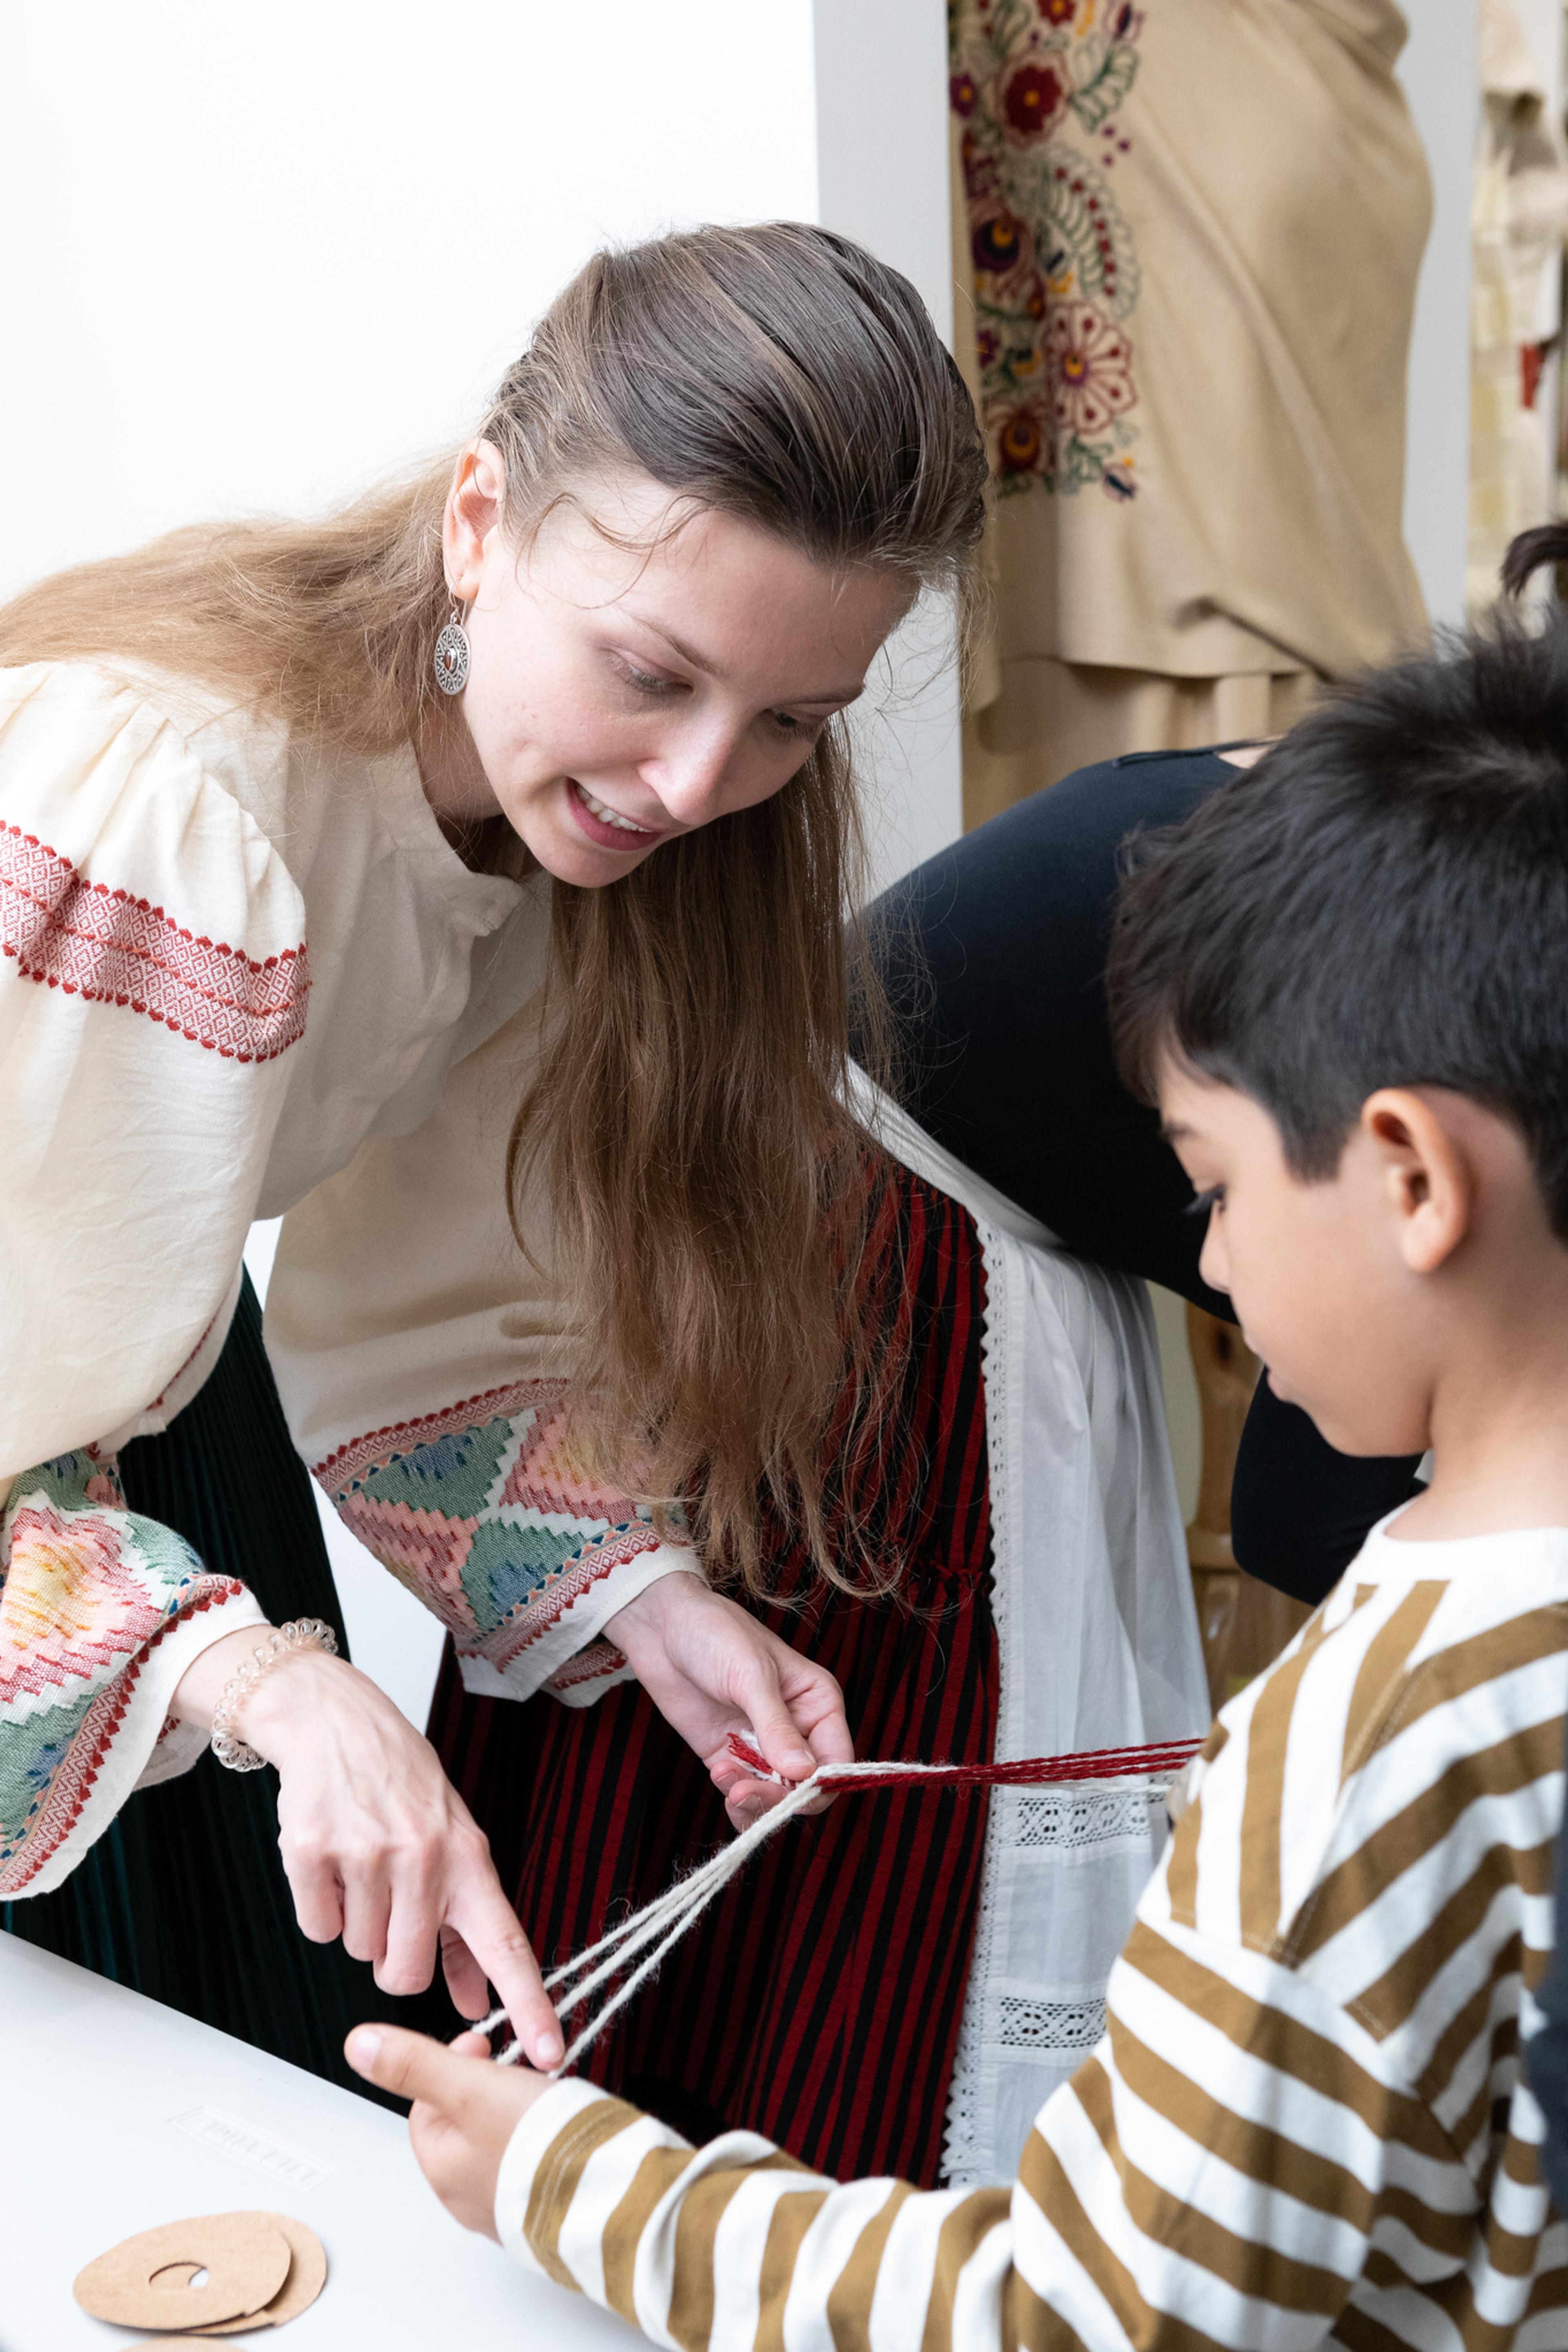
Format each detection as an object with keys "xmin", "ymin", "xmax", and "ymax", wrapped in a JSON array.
[
  {"xmin": 345, "ymin": 2024, "xmax": 554, "ymax": 2241},
  {"xmin": 603, "ymin": 1572, "xmax": 853, "ymax": 1827}
]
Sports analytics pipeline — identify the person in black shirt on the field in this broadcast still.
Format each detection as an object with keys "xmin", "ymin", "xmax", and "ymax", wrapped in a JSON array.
[{"xmin": 863, "ymin": 742, "xmax": 1423, "ymax": 1606}]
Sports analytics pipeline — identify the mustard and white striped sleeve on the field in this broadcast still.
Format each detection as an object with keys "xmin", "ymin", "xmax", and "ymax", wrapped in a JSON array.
[
  {"xmin": 494, "ymin": 2074, "xmax": 1016, "ymax": 2349},
  {"xmin": 491, "ymin": 1919, "xmax": 1405, "ymax": 2352}
]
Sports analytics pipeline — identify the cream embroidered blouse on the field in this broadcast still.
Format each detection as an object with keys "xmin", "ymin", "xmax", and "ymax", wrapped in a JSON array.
[{"xmin": 0, "ymin": 659, "xmax": 693, "ymax": 1899}]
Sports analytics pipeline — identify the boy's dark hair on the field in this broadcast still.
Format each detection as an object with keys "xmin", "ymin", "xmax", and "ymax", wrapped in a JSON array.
[{"xmin": 1107, "ymin": 544, "xmax": 1568, "ymax": 1239}]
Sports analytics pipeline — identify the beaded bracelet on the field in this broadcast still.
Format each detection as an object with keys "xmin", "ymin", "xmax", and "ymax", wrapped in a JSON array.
[{"xmin": 209, "ymin": 1618, "xmax": 339, "ymax": 1772}]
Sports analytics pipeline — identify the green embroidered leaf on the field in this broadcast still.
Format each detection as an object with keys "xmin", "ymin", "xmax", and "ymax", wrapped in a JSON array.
[
  {"xmin": 985, "ymin": 0, "xmax": 1036, "ymax": 54},
  {"xmin": 1072, "ymin": 42, "xmax": 1138, "ymax": 133},
  {"xmin": 1036, "ymin": 147, "xmax": 1140, "ymax": 321},
  {"xmin": 1058, "ymin": 433, "xmax": 1124, "ymax": 492}
]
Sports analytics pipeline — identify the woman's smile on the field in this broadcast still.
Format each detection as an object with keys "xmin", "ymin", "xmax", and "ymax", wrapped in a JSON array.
[
  {"xmin": 566, "ymin": 776, "xmax": 668, "ymax": 851},
  {"xmin": 566, "ymin": 776, "xmax": 665, "ymax": 848}
]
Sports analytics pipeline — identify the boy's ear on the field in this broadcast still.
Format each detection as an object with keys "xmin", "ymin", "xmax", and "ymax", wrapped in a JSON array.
[{"xmin": 1361, "ymin": 1088, "xmax": 1474, "ymax": 1274}]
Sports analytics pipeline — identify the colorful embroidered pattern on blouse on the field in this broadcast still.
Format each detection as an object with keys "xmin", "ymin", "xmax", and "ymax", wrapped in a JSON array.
[
  {"xmin": 0, "ymin": 1450, "xmax": 241, "ymax": 1894},
  {"xmin": 951, "ymin": 0, "xmax": 1145, "ymax": 500},
  {"xmin": 0, "ymin": 821, "xmax": 310, "ymax": 1063},
  {"xmin": 318, "ymin": 1383, "xmax": 669, "ymax": 1674}
]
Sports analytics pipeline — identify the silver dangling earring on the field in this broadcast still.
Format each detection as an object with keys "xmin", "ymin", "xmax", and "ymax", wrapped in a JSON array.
[{"xmin": 433, "ymin": 595, "xmax": 471, "ymax": 696}]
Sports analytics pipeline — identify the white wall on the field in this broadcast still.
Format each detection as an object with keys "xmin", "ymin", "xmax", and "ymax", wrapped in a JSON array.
[
  {"xmin": 1, "ymin": 1, "xmax": 817, "ymax": 595},
  {"xmin": 813, "ymin": 0, "xmax": 964, "ymax": 896}
]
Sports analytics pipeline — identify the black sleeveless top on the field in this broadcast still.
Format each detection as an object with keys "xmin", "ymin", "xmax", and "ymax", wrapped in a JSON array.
[{"xmin": 863, "ymin": 745, "xmax": 1420, "ymax": 1605}]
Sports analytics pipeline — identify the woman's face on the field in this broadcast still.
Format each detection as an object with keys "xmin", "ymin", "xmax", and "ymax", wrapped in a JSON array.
[{"xmin": 430, "ymin": 446, "xmax": 912, "ymax": 886}]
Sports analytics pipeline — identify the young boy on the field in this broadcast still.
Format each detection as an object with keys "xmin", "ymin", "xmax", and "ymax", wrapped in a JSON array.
[{"xmin": 346, "ymin": 626, "xmax": 1568, "ymax": 2350}]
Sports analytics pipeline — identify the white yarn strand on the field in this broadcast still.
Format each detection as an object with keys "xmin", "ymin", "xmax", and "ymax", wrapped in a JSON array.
[
  {"xmin": 466, "ymin": 1744, "xmax": 1196, "ymax": 2073},
  {"xmin": 471, "ymin": 1768, "xmax": 829, "ymax": 2071}
]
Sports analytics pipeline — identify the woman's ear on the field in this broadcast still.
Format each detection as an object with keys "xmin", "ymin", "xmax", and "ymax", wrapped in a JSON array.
[
  {"xmin": 1362, "ymin": 1088, "xmax": 1474, "ymax": 1275},
  {"xmin": 442, "ymin": 441, "xmax": 506, "ymax": 604}
]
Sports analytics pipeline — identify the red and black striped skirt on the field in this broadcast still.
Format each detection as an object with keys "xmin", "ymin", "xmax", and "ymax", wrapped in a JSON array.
[{"xmin": 429, "ymin": 1160, "xmax": 997, "ymax": 2187}]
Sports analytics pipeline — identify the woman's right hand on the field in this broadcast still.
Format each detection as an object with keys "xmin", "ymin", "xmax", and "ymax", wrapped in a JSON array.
[{"xmin": 172, "ymin": 1631, "xmax": 562, "ymax": 2070}]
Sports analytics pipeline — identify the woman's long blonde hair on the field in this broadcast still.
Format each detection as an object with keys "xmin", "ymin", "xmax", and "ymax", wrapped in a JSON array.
[{"xmin": 0, "ymin": 222, "xmax": 987, "ymax": 1592}]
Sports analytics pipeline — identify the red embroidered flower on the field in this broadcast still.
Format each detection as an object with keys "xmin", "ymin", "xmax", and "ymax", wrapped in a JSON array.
[
  {"xmin": 970, "ymin": 204, "xmax": 1033, "ymax": 284},
  {"xmin": 950, "ymin": 69, "xmax": 978, "ymax": 118},
  {"xmin": 977, "ymin": 325, "xmax": 1000, "ymax": 370},
  {"xmin": 1045, "ymin": 301, "xmax": 1136, "ymax": 436},
  {"xmin": 1001, "ymin": 59, "xmax": 1070, "ymax": 143},
  {"xmin": 994, "ymin": 400, "xmax": 1051, "ymax": 475},
  {"xmin": 1039, "ymin": 0, "xmax": 1078, "ymax": 20}
]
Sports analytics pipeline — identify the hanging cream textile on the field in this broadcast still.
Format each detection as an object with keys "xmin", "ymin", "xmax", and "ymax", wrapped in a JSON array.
[
  {"xmin": 960, "ymin": 667, "xmax": 1316, "ymax": 828},
  {"xmin": 951, "ymin": 0, "xmax": 1432, "ymax": 808}
]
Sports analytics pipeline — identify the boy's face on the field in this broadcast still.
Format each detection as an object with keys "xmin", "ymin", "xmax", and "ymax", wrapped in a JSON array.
[{"xmin": 1157, "ymin": 1058, "xmax": 1432, "ymax": 1458}]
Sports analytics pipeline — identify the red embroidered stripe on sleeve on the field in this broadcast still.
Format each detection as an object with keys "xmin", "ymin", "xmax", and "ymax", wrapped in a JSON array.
[
  {"xmin": 0, "ymin": 822, "xmax": 310, "ymax": 1063},
  {"xmin": 311, "ymin": 1380, "xmax": 554, "ymax": 1489}
]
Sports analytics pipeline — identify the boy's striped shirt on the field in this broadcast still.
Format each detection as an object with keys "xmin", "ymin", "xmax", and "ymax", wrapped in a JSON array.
[{"xmin": 498, "ymin": 1520, "xmax": 1568, "ymax": 2351}]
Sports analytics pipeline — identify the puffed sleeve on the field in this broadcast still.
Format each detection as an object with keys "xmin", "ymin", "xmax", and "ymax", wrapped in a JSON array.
[
  {"xmin": 265, "ymin": 997, "xmax": 702, "ymax": 1710},
  {"xmin": 0, "ymin": 662, "xmax": 298, "ymax": 1894}
]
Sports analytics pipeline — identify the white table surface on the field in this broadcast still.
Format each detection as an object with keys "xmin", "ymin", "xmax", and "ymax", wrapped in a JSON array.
[{"xmin": 0, "ymin": 1930, "xmax": 633, "ymax": 2352}]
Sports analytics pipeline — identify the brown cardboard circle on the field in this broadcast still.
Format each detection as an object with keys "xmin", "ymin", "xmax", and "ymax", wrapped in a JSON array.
[
  {"xmin": 74, "ymin": 2212, "xmax": 291, "ymax": 2330},
  {"xmin": 193, "ymin": 2213, "xmax": 328, "ymax": 2332}
]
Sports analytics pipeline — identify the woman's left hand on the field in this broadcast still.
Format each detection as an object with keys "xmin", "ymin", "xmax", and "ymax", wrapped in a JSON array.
[{"xmin": 603, "ymin": 1572, "xmax": 852, "ymax": 1827}]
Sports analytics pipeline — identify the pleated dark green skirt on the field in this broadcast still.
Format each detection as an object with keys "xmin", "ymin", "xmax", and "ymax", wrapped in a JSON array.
[{"xmin": 2, "ymin": 1273, "xmax": 439, "ymax": 2106}]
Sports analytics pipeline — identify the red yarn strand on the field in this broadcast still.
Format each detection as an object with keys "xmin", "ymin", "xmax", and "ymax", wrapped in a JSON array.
[{"xmin": 726, "ymin": 1732, "xmax": 1203, "ymax": 1789}]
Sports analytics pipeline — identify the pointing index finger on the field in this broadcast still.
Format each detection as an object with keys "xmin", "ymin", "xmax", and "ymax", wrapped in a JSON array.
[{"xmin": 449, "ymin": 1884, "xmax": 563, "ymax": 2071}]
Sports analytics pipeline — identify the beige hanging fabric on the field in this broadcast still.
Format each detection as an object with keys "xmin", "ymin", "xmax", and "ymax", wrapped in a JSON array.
[{"xmin": 951, "ymin": 0, "xmax": 1432, "ymax": 824}]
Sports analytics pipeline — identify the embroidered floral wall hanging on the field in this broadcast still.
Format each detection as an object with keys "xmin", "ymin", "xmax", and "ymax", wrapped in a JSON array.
[{"xmin": 951, "ymin": 0, "xmax": 1145, "ymax": 501}]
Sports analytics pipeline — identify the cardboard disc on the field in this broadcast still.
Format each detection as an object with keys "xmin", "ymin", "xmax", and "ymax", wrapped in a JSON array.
[
  {"xmin": 193, "ymin": 2213, "xmax": 327, "ymax": 2332},
  {"xmin": 74, "ymin": 2212, "xmax": 292, "ymax": 2330}
]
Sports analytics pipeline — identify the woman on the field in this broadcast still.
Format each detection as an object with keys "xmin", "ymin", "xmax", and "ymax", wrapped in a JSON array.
[{"xmin": 0, "ymin": 223, "xmax": 982, "ymax": 2083}]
